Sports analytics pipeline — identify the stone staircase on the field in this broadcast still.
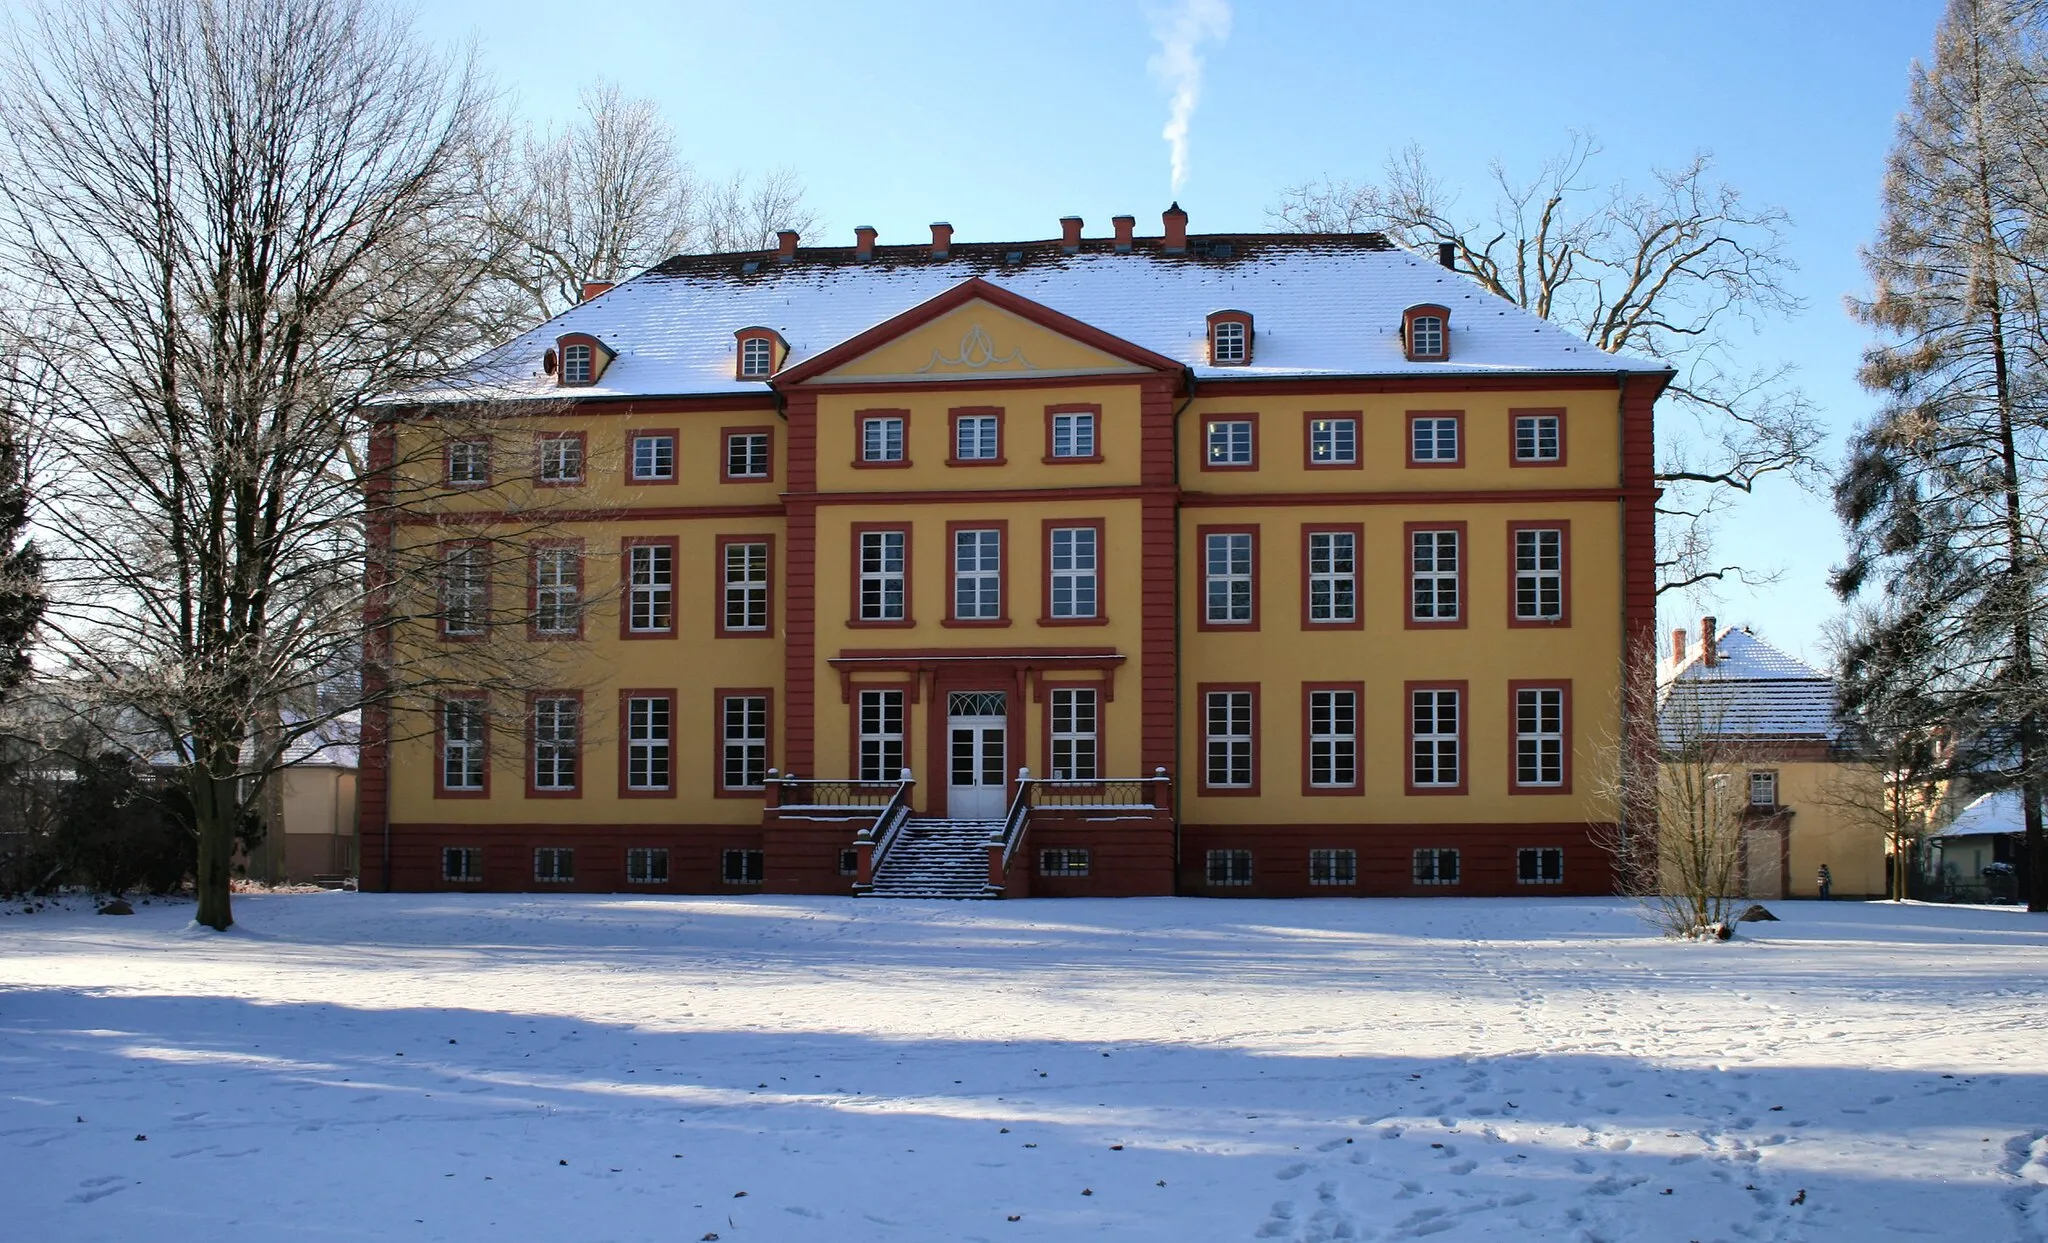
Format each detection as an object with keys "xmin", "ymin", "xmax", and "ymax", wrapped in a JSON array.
[{"xmin": 866, "ymin": 818, "xmax": 1003, "ymax": 898}]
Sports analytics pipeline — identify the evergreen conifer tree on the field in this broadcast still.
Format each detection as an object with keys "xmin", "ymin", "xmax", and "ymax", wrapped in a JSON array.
[{"xmin": 0, "ymin": 414, "xmax": 43, "ymax": 697}]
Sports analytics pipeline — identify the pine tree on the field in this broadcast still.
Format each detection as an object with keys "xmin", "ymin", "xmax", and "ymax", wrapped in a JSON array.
[
  {"xmin": 1835, "ymin": 0, "xmax": 2048, "ymax": 910},
  {"xmin": 0, "ymin": 414, "xmax": 43, "ymax": 697}
]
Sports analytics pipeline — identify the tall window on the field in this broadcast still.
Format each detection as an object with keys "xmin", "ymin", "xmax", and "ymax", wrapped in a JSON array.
[
  {"xmin": 447, "ymin": 440, "xmax": 490, "ymax": 486},
  {"xmin": 627, "ymin": 543, "xmax": 673, "ymax": 634},
  {"xmin": 1048, "ymin": 526, "xmax": 1098, "ymax": 620},
  {"xmin": 560, "ymin": 344, "xmax": 592, "ymax": 385},
  {"xmin": 723, "ymin": 541, "xmax": 770, "ymax": 632},
  {"xmin": 726, "ymin": 431, "xmax": 770, "ymax": 479},
  {"xmin": 1211, "ymin": 319, "xmax": 1247, "ymax": 363},
  {"xmin": 1410, "ymin": 416, "xmax": 1458, "ymax": 463},
  {"xmin": 1050, "ymin": 411, "xmax": 1096, "ymax": 459},
  {"xmin": 631, "ymin": 434, "xmax": 675, "ymax": 481},
  {"xmin": 1515, "ymin": 687, "xmax": 1566, "ymax": 787},
  {"xmin": 1204, "ymin": 531, "xmax": 1254, "ymax": 625},
  {"xmin": 1307, "ymin": 688, "xmax": 1358, "ymax": 789},
  {"xmin": 952, "ymin": 528, "xmax": 1001, "ymax": 620},
  {"xmin": 1306, "ymin": 530, "xmax": 1357, "ymax": 624},
  {"xmin": 953, "ymin": 413, "xmax": 1000, "ymax": 461},
  {"xmin": 1308, "ymin": 418, "xmax": 1356, "ymax": 466},
  {"xmin": 532, "ymin": 696, "xmax": 579, "ymax": 792},
  {"xmin": 440, "ymin": 699, "xmax": 486, "ymax": 792},
  {"xmin": 532, "ymin": 547, "xmax": 580, "ymax": 635},
  {"xmin": 1206, "ymin": 419, "xmax": 1254, "ymax": 467},
  {"xmin": 1205, "ymin": 689, "xmax": 1255, "ymax": 789},
  {"xmin": 857, "ymin": 690, "xmax": 905, "ymax": 782},
  {"xmin": 858, "ymin": 530, "xmax": 907, "ymax": 622},
  {"xmin": 722, "ymin": 694, "xmax": 769, "ymax": 790},
  {"xmin": 538, "ymin": 435, "xmax": 583, "ymax": 483},
  {"xmin": 1410, "ymin": 688, "xmax": 1460, "ymax": 789},
  {"xmin": 740, "ymin": 336, "xmax": 773, "ymax": 377},
  {"xmin": 1514, "ymin": 414, "xmax": 1562, "ymax": 462},
  {"xmin": 625, "ymin": 695, "xmax": 672, "ymax": 792},
  {"xmin": 1514, "ymin": 528, "xmax": 1565, "ymax": 621},
  {"xmin": 1049, "ymin": 688, "xmax": 1098, "ymax": 781},
  {"xmin": 441, "ymin": 545, "xmax": 487, "ymax": 636},
  {"xmin": 861, "ymin": 416, "xmax": 905, "ymax": 464},
  {"xmin": 1410, "ymin": 529, "xmax": 1460, "ymax": 622}
]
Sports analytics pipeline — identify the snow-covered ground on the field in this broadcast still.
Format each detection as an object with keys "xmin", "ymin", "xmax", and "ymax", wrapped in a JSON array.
[{"xmin": 3, "ymin": 895, "xmax": 2044, "ymax": 1242}]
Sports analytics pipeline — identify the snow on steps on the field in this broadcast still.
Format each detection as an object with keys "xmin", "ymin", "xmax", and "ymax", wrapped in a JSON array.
[{"xmin": 865, "ymin": 818, "xmax": 1003, "ymax": 899}]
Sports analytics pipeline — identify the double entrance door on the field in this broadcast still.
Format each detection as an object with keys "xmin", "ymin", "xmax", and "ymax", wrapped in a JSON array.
[{"xmin": 946, "ymin": 691, "xmax": 1008, "ymax": 820}]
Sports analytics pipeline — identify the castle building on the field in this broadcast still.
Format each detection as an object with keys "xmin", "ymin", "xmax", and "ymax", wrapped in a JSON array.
[{"xmin": 365, "ymin": 208, "xmax": 1669, "ymax": 897}]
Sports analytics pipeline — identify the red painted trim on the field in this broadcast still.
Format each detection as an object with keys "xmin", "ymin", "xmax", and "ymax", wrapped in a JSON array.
[
  {"xmin": 714, "ymin": 687, "xmax": 775, "ymax": 797},
  {"xmin": 851, "ymin": 407, "xmax": 913, "ymax": 469},
  {"xmin": 361, "ymin": 424, "xmax": 396, "ymax": 889},
  {"xmin": 734, "ymin": 327, "xmax": 787, "ymax": 381},
  {"xmin": 1039, "ymin": 518, "xmax": 1108, "ymax": 627},
  {"xmin": 1508, "ymin": 679, "xmax": 1575, "ymax": 795},
  {"xmin": 783, "ymin": 391, "xmax": 819, "ymax": 777},
  {"xmin": 848, "ymin": 522, "xmax": 914, "ymax": 628},
  {"xmin": 714, "ymin": 533, "xmax": 777, "ymax": 639},
  {"xmin": 1302, "ymin": 411, "xmax": 1362, "ymax": 471},
  {"xmin": 534, "ymin": 430, "xmax": 588, "ymax": 487},
  {"xmin": 942, "ymin": 519, "xmax": 1010, "ymax": 627},
  {"xmin": 1401, "ymin": 304, "xmax": 1451, "ymax": 362},
  {"xmin": 406, "ymin": 393, "xmax": 782, "ymax": 417},
  {"xmin": 1181, "ymin": 487, "xmax": 1621, "ymax": 509},
  {"xmin": 1299, "ymin": 523, "xmax": 1365, "ymax": 631},
  {"xmin": 618, "ymin": 536, "xmax": 679, "ymax": 641},
  {"xmin": 798, "ymin": 373, "xmax": 1162, "ymax": 398},
  {"xmin": 526, "ymin": 539, "xmax": 585, "ymax": 641},
  {"xmin": 1505, "ymin": 519, "xmax": 1573, "ymax": 629},
  {"xmin": 719, "ymin": 425, "xmax": 775, "ymax": 484},
  {"xmin": 524, "ymin": 690, "xmax": 585, "ymax": 800},
  {"xmin": 1139, "ymin": 373, "xmax": 1180, "ymax": 780},
  {"xmin": 625, "ymin": 427, "xmax": 679, "ymax": 486},
  {"xmin": 1206, "ymin": 309, "xmax": 1254, "ymax": 367},
  {"xmin": 1195, "ymin": 523, "xmax": 1261, "ymax": 632},
  {"xmin": 1404, "ymin": 679, "xmax": 1470, "ymax": 796},
  {"xmin": 1196, "ymin": 682, "xmax": 1261, "ymax": 797},
  {"xmin": 400, "ymin": 503, "xmax": 786, "ymax": 526},
  {"xmin": 946, "ymin": 405, "xmax": 1007, "ymax": 467},
  {"xmin": 432, "ymin": 691, "xmax": 490, "ymax": 799},
  {"xmin": 1042, "ymin": 402, "xmax": 1105, "ymax": 464},
  {"xmin": 1198, "ymin": 411, "xmax": 1259, "ymax": 472},
  {"xmin": 1190, "ymin": 373, "xmax": 1666, "ymax": 397},
  {"xmin": 1301, "ymin": 681, "xmax": 1365, "ymax": 796},
  {"xmin": 833, "ymin": 645, "xmax": 1122, "ymax": 661},
  {"xmin": 1405, "ymin": 410, "xmax": 1464, "ymax": 468},
  {"xmin": 554, "ymin": 332, "xmax": 614, "ymax": 386},
  {"xmin": 443, "ymin": 434, "xmax": 493, "ymax": 487},
  {"xmin": 1508, "ymin": 407, "xmax": 1568, "ymax": 468},
  {"xmin": 812, "ymin": 484, "xmax": 1172, "ymax": 507},
  {"xmin": 436, "ymin": 538, "xmax": 491, "ymax": 643},
  {"xmin": 617, "ymin": 688, "xmax": 678, "ymax": 799},
  {"xmin": 1403, "ymin": 520, "xmax": 1469, "ymax": 630}
]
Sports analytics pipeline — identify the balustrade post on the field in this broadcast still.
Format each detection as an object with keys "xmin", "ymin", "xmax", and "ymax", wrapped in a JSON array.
[
  {"xmin": 765, "ymin": 768, "xmax": 782, "ymax": 809},
  {"xmin": 1152, "ymin": 765, "xmax": 1170, "ymax": 808}
]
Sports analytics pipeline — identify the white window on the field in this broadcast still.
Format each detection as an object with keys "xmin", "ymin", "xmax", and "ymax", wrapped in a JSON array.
[
  {"xmin": 862, "ymin": 416, "xmax": 905, "ymax": 464},
  {"xmin": 1518, "ymin": 847, "xmax": 1564, "ymax": 885},
  {"xmin": 561, "ymin": 344, "xmax": 592, "ymax": 384},
  {"xmin": 1039, "ymin": 848, "xmax": 1091, "ymax": 877},
  {"xmin": 1206, "ymin": 849, "xmax": 1253, "ymax": 886},
  {"xmin": 440, "ymin": 699, "xmax": 485, "ymax": 791},
  {"xmin": 1049, "ymin": 688, "xmax": 1098, "ymax": 781},
  {"xmin": 1307, "ymin": 689, "xmax": 1357, "ymax": 789},
  {"xmin": 631, "ymin": 434, "xmax": 674, "ymax": 481},
  {"xmin": 1410, "ymin": 529, "xmax": 1460, "ymax": 621},
  {"xmin": 858, "ymin": 531, "xmax": 906, "ymax": 621},
  {"xmin": 954, "ymin": 415, "xmax": 1000, "ymax": 461},
  {"xmin": 1204, "ymin": 532, "xmax": 1254, "ymax": 625},
  {"xmin": 1409, "ymin": 315, "xmax": 1445, "ymax": 358},
  {"xmin": 724, "ymin": 541, "xmax": 770, "ymax": 632},
  {"xmin": 1205, "ymin": 690, "xmax": 1255, "ymax": 788},
  {"xmin": 1749, "ymin": 771, "xmax": 1778, "ymax": 808},
  {"xmin": 1410, "ymin": 417, "xmax": 1458, "ymax": 462},
  {"xmin": 1211, "ymin": 319, "xmax": 1247, "ymax": 363},
  {"xmin": 1306, "ymin": 531, "xmax": 1356, "ymax": 624},
  {"xmin": 441, "ymin": 545, "xmax": 487, "ymax": 636},
  {"xmin": 1051, "ymin": 411, "xmax": 1096, "ymax": 459},
  {"xmin": 441, "ymin": 846, "xmax": 482, "ymax": 882},
  {"xmin": 726, "ymin": 432, "xmax": 770, "ymax": 479},
  {"xmin": 1048, "ymin": 526, "xmax": 1098, "ymax": 620},
  {"xmin": 722, "ymin": 849, "xmax": 764, "ymax": 884},
  {"xmin": 1413, "ymin": 848, "xmax": 1459, "ymax": 885},
  {"xmin": 1515, "ymin": 688, "xmax": 1566, "ymax": 787},
  {"xmin": 722, "ymin": 694, "xmax": 769, "ymax": 790},
  {"xmin": 952, "ymin": 528, "xmax": 1001, "ymax": 620},
  {"xmin": 1514, "ymin": 414, "xmax": 1561, "ymax": 462},
  {"xmin": 1309, "ymin": 418, "xmax": 1356, "ymax": 466},
  {"xmin": 857, "ymin": 690, "xmax": 905, "ymax": 782},
  {"xmin": 539, "ymin": 435, "xmax": 583, "ymax": 483},
  {"xmin": 447, "ymin": 440, "xmax": 490, "ymax": 485},
  {"xmin": 1514, "ymin": 528, "xmax": 1564, "ymax": 620},
  {"xmin": 534, "ymin": 847, "xmax": 574, "ymax": 882},
  {"xmin": 625, "ymin": 696, "xmax": 671, "ymax": 791},
  {"xmin": 1206, "ymin": 420, "xmax": 1253, "ymax": 466},
  {"xmin": 740, "ymin": 336, "xmax": 773, "ymax": 377},
  {"xmin": 1310, "ymin": 848, "xmax": 1357, "ymax": 886},
  {"xmin": 626, "ymin": 848, "xmax": 669, "ymax": 884},
  {"xmin": 532, "ymin": 697, "xmax": 579, "ymax": 791},
  {"xmin": 532, "ymin": 547, "xmax": 579, "ymax": 635},
  {"xmin": 1411, "ymin": 689, "xmax": 1460, "ymax": 788},
  {"xmin": 627, "ymin": 544, "xmax": 673, "ymax": 633}
]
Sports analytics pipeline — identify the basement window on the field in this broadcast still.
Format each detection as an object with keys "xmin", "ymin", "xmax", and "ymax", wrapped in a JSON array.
[
  {"xmin": 723, "ymin": 849, "xmax": 765, "ymax": 884},
  {"xmin": 1039, "ymin": 848, "xmax": 1091, "ymax": 877}
]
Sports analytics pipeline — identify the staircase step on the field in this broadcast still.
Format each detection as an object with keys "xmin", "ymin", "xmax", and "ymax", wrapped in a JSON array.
[{"xmin": 866, "ymin": 817, "xmax": 1008, "ymax": 899}]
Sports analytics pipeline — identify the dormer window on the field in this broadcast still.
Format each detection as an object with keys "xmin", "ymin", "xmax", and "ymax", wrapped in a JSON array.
[
  {"xmin": 1401, "ymin": 304, "xmax": 1450, "ymax": 362},
  {"xmin": 552, "ymin": 332, "xmax": 614, "ymax": 387},
  {"xmin": 561, "ymin": 344, "xmax": 591, "ymax": 384},
  {"xmin": 734, "ymin": 327, "xmax": 786, "ymax": 380},
  {"xmin": 1207, "ymin": 310, "xmax": 1253, "ymax": 366}
]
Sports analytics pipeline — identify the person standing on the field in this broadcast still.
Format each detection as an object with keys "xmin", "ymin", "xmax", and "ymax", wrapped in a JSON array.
[{"xmin": 1817, "ymin": 863, "xmax": 1832, "ymax": 900}]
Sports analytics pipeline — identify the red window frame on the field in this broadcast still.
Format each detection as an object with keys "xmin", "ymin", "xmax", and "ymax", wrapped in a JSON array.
[
  {"xmin": 524, "ymin": 689, "xmax": 585, "ymax": 800},
  {"xmin": 1506, "ymin": 519, "xmax": 1572, "ymax": 629},
  {"xmin": 534, "ymin": 430, "xmax": 588, "ymax": 487},
  {"xmin": 437, "ymin": 538, "xmax": 491, "ymax": 643},
  {"xmin": 1197, "ymin": 682, "xmax": 1261, "ymax": 797},
  {"xmin": 946, "ymin": 406, "xmax": 1007, "ymax": 467},
  {"xmin": 1508, "ymin": 408, "xmax": 1568, "ymax": 468},
  {"xmin": 1300, "ymin": 523, "xmax": 1364, "ymax": 631},
  {"xmin": 526, "ymin": 539, "xmax": 585, "ymax": 641},
  {"xmin": 625, "ymin": 427, "xmax": 679, "ymax": 486},
  {"xmin": 1507, "ymin": 679, "xmax": 1574, "ymax": 795},
  {"xmin": 1301, "ymin": 680, "xmax": 1365, "ymax": 797},
  {"xmin": 618, "ymin": 536, "xmax": 679, "ymax": 641},
  {"xmin": 1042, "ymin": 403, "xmax": 1105, "ymax": 464},
  {"xmin": 1039, "ymin": 681, "xmax": 1108, "ymax": 789},
  {"xmin": 433, "ymin": 691, "xmax": 490, "ymax": 799},
  {"xmin": 444, "ymin": 435, "xmax": 493, "ymax": 487},
  {"xmin": 852, "ymin": 408, "xmax": 913, "ymax": 469},
  {"xmin": 617, "ymin": 688, "xmax": 678, "ymax": 800},
  {"xmin": 1405, "ymin": 411, "xmax": 1464, "ymax": 468},
  {"xmin": 849, "ymin": 523, "xmax": 914, "ymax": 628},
  {"xmin": 1404, "ymin": 679, "xmax": 1469, "ymax": 797},
  {"xmin": 1303, "ymin": 411, "xmax": 1362, "ymax": 471},
  {"xmin": 1040, "ymin": 518, "xmax": 1108, "ymax": 627},
  {"xmin": 1196, "ymin": 524, "xmax": 1261, "ymax": 632},
  {"xmin": 1403, "ymin": 520, "xmax": 1469, "ymax": 631},
  {"xmin": 1206, "ymin": 310, "xmax": 1254, "ymax": 366},
  {"xmin": 1199, "ymin": 412, "xmax": 1259, "ymax": 472},
  {"xmin": 1401, "ymin": 304, "xmax": 1451, "ymax": 361},
  {"xmin": 720, "ymin": 424, "xmax": 776, "ymax": 483},
  {"xmin": 734, "ymin": 327, "xmax": 784, "ymax": 380},
  {"xmin": 943, "ymin": 519, "xmax": 1010, "ymax": 628},
  {"xmin": 714, "ymin": 687, "xmax": 775, "ymax": 798},
  {"xmin": 714, "ymin": 534, "xmax": 777, "ymax": 639}
]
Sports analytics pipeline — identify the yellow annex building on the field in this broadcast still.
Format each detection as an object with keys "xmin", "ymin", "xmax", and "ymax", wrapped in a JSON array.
[{"xmin": 366, "ymin": 207, "xmax": 1670, "ymax": 897}]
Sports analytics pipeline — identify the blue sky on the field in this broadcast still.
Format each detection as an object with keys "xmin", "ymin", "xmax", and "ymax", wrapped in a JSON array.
[{"xmin": 416, "ymin": 0, "xmax": 1943, "ymax": 666}]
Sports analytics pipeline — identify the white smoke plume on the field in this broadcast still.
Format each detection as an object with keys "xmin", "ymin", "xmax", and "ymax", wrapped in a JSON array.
[{"xmin": 1147, "ymin": 0, "xmax": 1233, "ymax": 194}]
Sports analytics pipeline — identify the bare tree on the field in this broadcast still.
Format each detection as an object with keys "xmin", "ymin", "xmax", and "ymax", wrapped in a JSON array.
[
  {"xmin": 696, "ymin": 166, "xmax": 820, "ymax": 255},
  {"xmin": 1272, "ymin": 137, "xmax": 1825, "ymax": 597}
]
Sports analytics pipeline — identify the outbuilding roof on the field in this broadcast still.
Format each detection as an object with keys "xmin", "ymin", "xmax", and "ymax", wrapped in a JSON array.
[
  {"xmin": 1658, "ymin": 626, "xmax": 1839, "ymax": 743},
  {"xmin": 1930, "ymin": 790, "xmax": 2027, "ymax": 840}
]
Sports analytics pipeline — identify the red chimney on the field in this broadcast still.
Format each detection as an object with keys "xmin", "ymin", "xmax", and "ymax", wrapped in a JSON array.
[
  {"xmin": 1112, "ymin": 214, "xmax": 1135, "ymax": 253},
  {"xmin": 1060, "ymin": 215, "xmax": 1083, "ymax": 253},
  {"xmin": 1162, "ymin": 202, "xmax": 1188, "ymax": 253},
  {"xmin": 854, "ymin": 225, "xmax": 877, "ymax": 261},
  {"xmin": 929, "ymin": 222, "xmax": 953, "ymax": 259},
  {"xmin": 776, "ymin": 229, "xmax": 799, "ymax": 262},
  {"xmin": 1700, "ymin": 616, "xmax": 1718, "ymax": 667},
  {"xmin": 580, "ymin": 280, "xmax": 614, "ymax": 302},
  {"xmin": 1671, "ymin": 628, "xmax": 1686, "ymax": 666}
]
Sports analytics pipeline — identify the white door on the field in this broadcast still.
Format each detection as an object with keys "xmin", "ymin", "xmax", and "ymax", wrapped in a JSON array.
[{"xmin": 947, "ymin": 691, "xmax": 1008, "ymax": 820}]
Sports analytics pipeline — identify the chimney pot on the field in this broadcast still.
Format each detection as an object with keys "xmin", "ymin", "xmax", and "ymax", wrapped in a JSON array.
[
  {"xmin": 1060, "ymin": 215, "xmax": 1083, "ymax": 253},
  {"xmin": 854, "ymin": 226, "xmax": 877, "ymax": 261},
  {"xmin": 929, "ymin": 222, "xmax": 953, "ymax": 259},
  {"xmin": 1671, "ymin": 628, "xmax": 1686, "ymax": 666},
  {"xmin": 580, "ymin": 280, "xmax": 614, "ymax": 302},
  {"xmin": 1437, "ymin": 242, "xmax": 1456, "ymax": 270},
  {"xmin": 1700, "ymin": 616, "xmax": 1718, "ymax": 667},
  {"xmin": 1112, "ymin": 214, "xmax": 1135, "ymax": 253},
  {"xmin": 1162, "ymin": 201, "xmax": 1188, "ymax": 253},
  {"xmin": 776, "ymin": 229, "xmax": 799, "ymax": 262}
]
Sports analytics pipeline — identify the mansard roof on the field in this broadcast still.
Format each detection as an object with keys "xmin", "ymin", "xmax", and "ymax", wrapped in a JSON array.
[{"xmin": 433, "ymin": 232, "xmax": 1672, "ymax": 402}]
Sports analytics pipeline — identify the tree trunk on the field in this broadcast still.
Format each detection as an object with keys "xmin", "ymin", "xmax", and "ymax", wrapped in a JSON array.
[{"xmin": 191, "ymin": 765, "xmax": 236, "ymax": 930}]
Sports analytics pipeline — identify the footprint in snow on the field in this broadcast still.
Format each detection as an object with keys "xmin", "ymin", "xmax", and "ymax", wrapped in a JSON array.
[{"xmin": 1275, "ymin": 1163, "xmax": 1309, "ymax": 1180}]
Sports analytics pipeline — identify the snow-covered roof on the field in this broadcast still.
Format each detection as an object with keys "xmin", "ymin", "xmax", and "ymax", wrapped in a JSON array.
[
  {"xmin": 1931, "ymin": 790, "xmax": 2026, "ymax": 840},
  {"xmin": 429, "ymin": 232, "xmax": 1671, "ymax": 401},
  {"xmin": 1658, "ymin": 626, "xmax": 1839, "ymax": 743},
  {"xmin": 148, "ymin": 711, "xmax": 359, "ymax": 772}
]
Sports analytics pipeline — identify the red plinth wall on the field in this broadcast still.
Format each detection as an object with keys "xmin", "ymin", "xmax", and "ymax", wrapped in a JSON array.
[{"xmin": 1176, "ymin": 822, "xmax": 1617, "ymax": 898}]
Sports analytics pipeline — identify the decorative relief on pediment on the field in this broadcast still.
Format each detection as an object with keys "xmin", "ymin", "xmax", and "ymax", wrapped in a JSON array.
[{"xmin": 915, "ymin": 323, "xmax": 1038, "ymax": 374}]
